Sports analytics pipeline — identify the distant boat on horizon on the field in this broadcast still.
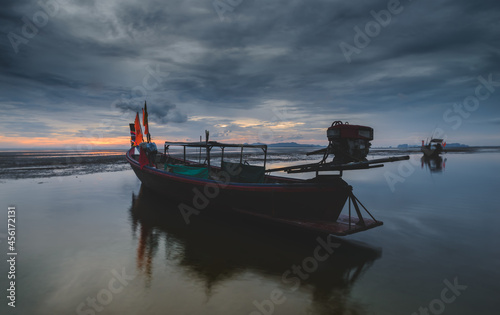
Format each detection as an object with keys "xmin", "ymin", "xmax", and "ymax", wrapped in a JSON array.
[{"xmin": 421, "ymin": 138, "xmax": 445, "ymax": 157}]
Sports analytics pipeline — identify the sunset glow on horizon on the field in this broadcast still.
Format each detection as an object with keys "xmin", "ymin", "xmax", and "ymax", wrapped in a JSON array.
[{"xmin": 1, "ymin": 136, "xmax": 131, "ymax": 149}]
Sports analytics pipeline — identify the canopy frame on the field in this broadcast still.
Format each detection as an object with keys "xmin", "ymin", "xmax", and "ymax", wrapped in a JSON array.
[{"xmin": 164, "ymin": 141, "xmax": 268, "ymax": 170}]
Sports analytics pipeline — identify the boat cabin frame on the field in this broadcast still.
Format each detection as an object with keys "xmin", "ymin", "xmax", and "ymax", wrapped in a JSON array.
[{"xmin": 164, "ymin": 141, "xmax": 268, "ymax": 171}]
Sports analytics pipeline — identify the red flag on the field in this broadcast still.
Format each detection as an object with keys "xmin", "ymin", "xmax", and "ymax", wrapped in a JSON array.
[
  {"xmin": 139, "ymin": 146, "xmax": 149, "ymax": 169},
  {"xmin": 134, "ymin": 112, "xmax": 144, "ymax": 146},
  {"xmin": 443, "ymin": 142, "xmax": 447, "ymax": 148}
]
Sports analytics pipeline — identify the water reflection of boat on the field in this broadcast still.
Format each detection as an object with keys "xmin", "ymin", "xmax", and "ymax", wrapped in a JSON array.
[
  {"xmin": 421, "ymin": 156, "xmax": 446, "ymax": 173},
  {"xmin": 129, "ymin": 186, "xmax": 382, "ymax": 315}
]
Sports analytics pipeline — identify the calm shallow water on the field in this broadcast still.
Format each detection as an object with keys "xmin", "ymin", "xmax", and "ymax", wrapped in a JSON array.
[{"xmin": 0, "ymin": 149, "xmax": 499, "ymax": 315}]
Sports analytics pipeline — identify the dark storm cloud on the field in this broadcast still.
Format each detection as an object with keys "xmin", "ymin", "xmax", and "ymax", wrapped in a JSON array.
[
  {"xmin": 1, "ymin": 0, "xmax": 499, "ymax": 146},
  {"xmin": 114, "ymin": 100, "xmax": 187, "ymax": 124}
]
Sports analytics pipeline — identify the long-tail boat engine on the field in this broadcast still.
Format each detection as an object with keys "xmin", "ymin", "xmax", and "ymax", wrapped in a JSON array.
[
  {"xmin": 324, "ymin": 121, "xmax": 373, "ymax": 164},
  {"xmin": 269, "ymin": 121, "xmax": 408, "ymax": 174}
]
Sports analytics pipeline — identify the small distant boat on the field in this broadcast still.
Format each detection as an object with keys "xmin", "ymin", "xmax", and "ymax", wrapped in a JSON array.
[
  {"xmin": 127, "ymin": 108, "xmax": 409, "ymax": 236},
  {"xmin": 421, "ymin": 138, "xmax": 445, "ymax": 157}
]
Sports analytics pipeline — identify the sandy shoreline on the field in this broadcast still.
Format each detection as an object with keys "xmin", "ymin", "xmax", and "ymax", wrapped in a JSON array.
[{"xmin": 0, "ymin": 153, "xmax": 129, "ymax": 180}]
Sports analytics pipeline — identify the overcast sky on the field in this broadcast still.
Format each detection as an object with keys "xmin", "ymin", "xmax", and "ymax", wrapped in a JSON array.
[{"xmin": 1, "ymin": 0, "xmax": 499, "ymax": 148}]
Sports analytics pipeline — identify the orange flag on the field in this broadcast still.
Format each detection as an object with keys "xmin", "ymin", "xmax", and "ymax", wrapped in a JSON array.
[
  {"xmin": 134, "ymin": 112, "xmax": 144, "ymax": 146},
  {"xmin": 142, "ymin": 101, "xmax": 150, "ymax": 142}
]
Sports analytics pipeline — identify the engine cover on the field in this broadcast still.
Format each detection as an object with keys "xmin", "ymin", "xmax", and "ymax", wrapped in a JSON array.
[{"xmin": 327, "ymin": 121, "xmax": 373, "ymax": 163}]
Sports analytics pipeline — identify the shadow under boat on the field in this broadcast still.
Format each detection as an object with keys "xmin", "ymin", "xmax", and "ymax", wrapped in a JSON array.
[{"xmin": 129, "ymin": 185, "xmax": 382, "ymax": 315}]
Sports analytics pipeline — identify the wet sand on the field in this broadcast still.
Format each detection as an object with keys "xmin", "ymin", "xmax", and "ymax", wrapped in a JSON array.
[{"xmin": 0, "ymin": 150, "xmax": 128, "ymax": 179}]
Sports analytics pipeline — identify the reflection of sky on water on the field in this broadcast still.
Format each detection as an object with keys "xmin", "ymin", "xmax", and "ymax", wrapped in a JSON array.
[{"xmin": 0, "ymin": 150, "xmax": 498, "ymax": 314}]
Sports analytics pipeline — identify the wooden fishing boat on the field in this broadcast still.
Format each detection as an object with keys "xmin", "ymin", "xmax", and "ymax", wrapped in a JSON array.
[
  {"xmin": 127, "ymin": 111, "xmax": 409, "ymax": 236},
  {"xmin": 421, "ymin": 138, "xmax": 445, "ymax": 157}
]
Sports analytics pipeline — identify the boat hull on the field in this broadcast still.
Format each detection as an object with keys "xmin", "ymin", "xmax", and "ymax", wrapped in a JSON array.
[{"xmin": 126, "ymin": 148, "xmax": 350, "ymax": 222}]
